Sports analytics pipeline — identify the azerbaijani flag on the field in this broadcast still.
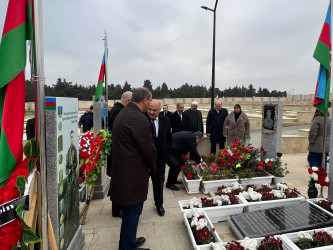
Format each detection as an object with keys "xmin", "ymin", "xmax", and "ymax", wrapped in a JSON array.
[
  {"xmin": 94, "ymin": 53, "xmax": 105, "ymax": 102},
  {"xmin": 0, "ymin": 0, "xmax": 32, "ymax": 185},
  {"xmin": 313, "ymin": 4, "xmax": 331, "ymax": 115}
]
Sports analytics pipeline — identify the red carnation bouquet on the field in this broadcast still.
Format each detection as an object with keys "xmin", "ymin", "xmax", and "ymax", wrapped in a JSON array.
[
  {"xmin": 79, "ymin": 130, "xmax": 111, "ymax": 186},
  {"xmin": 0, "ymin": 139, "xmax": 41, "ymax": 249},
  {"xmin": 308, "ymin": 166, "xmax": 330, "ymax": 188}
]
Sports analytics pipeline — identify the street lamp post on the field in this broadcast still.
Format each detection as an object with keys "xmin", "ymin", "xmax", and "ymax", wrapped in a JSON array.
[{"xmin": 201, "ymin": 0, "xmax": 219, "ymax": 110}]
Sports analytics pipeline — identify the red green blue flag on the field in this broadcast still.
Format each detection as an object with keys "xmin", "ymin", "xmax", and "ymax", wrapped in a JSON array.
[
  {"xmin": 94, "ymin": 54, "xmax": 105, "ymax": 102},
  {"xmin": 0, "ymin": 0, "xmax": 31, "ymax": 185},
  {"xmin": 313, "ymin": 4, "xmax": 331, "ymax": 115}
]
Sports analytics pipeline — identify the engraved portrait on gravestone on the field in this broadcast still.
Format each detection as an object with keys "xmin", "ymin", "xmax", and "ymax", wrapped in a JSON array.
[{"xmin": 263, "ymin": 105, "xmax": 275, "ymax": 130}]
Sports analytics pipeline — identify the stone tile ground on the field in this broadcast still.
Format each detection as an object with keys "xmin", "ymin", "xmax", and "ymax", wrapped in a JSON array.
[{"xmin": 82, "ymin": 126, "xmax": 326, "ymax": 249}]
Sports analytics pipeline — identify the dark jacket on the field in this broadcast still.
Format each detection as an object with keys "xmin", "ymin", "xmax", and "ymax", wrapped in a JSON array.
[
  {"xmin": 26, "ymin": 117, "xmax": 35, "ymax": 140},
  {"xmin": 170, "ymin": 111, "xmax": 189, "ymax": 134},
  {"xmin": 171, "ymin": 131, "xmax": 201, "ymax": 164},
  {"xmin": 153, "ymin": 114, "xmax": 172, "ymax": 164},
  {"xmin": 110, "ymin": 102, "xmax": 156, "ymax": 205},
  {"xmin": 184, "ymin": 108, "xmax": 203, "ymax": 133},
  {"xmin": 82, "ymin": 112, "xmax": 93, "ymax": 132},
  {"xmin": 159, "ymin": 111, "xmax": 172, "ymax": 119},
  {"xmin": 107, "ymin": 102, "xmax": 124, "ymax": 132},
  {"xmin": 78, "ymin": 113, "xmax": 86, "ymax": 127},
  {"xmin": 206, "ymin": 108, "xmax": 228, "ymax": 144}
]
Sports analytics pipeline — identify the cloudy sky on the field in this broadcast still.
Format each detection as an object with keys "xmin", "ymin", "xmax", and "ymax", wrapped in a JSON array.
[{"xmin": 0, "ymin": 0, "xmax": 330, "ymax": 94}]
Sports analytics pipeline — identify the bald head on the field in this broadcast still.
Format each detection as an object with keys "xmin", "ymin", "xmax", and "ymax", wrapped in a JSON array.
[
  {"xmin": 148, "ymin": 99, "xmax": 161, "ymax": 120},
  {"xmin": 121, "ymin": 91, "xmax": 132, "ymax": 106},
  {"xmin": 215, "ymin": 100, "xmax": 222, "ymax": 111}
]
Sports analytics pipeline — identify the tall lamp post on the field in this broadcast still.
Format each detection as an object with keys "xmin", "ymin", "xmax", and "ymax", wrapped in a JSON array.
[{"xmin": 201, "ymin": 0, "xmax": 219, "ymax": 110}]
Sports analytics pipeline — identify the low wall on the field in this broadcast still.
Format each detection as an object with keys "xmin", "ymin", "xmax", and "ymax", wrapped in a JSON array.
[
  {"xmin": 281, "ymin": 135, "xmax": 308, "ymax": 154},
  {"xmin": 297, "ymin": 111, "xmax": 314, "ymax": 125}
]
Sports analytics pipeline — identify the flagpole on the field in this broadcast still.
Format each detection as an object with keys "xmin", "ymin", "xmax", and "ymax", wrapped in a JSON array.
[
  {"xmin": 104, "ymin": 31, "xmax": 108, "ymax": 129},
  {"xmin": 33, "ymin": 0, "xmax": 48, "ymax": 248}
]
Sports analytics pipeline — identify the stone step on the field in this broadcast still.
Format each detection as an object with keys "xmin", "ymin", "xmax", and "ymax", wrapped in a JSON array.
[{"xmin": 298, "ymin": 129, "xmax": 310, "ymax": 137}]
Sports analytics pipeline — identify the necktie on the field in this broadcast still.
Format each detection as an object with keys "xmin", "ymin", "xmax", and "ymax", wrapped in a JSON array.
[
  {"xmin": 151, "ymin": 119, "xmax": 156, "ymax": 137},
  {"xmin": 179, "ymin": 113, "xmax": 182, "ymax": 121}
]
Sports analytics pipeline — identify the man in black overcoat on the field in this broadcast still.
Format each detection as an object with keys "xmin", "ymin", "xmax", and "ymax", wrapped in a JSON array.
[
  {"xmin": 159, "ymin": 104, "xmax": 172, "ymax": 119},
  {"xmin": 166, "ymin": 131, "xmax": 205, "ymax": 191},
  {"xmin": 148, "ymin": 100, "xmax": 172, "ymax": 216},
  {"xmin": 107, "ymin": 91, "xmax": 132, "ymax": 218},
  {"xmin": 170, "ymin": 103, "xmax": 189, "ymax": 134},
  {"xmin": 206, "ymin": 99, "xmax": 229, "ymax": 154}
]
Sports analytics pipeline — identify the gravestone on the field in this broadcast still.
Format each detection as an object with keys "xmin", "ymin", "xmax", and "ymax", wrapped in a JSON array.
[
  {"xmin": 92, "ymin": 102, "xmax": 110, "ymax": 199},
  {"xmin": 261, "ymin": 101, "xmax": 283, "ymax": 158},
  {"xmin": 228, "ymin": 202, "xmax": 333, "ymax": 239},
  {"xmin": 45, "ymin": 97, "xmax": 84, "ymax": 250}
]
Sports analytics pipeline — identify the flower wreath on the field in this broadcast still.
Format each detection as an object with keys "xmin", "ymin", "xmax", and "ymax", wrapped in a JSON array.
[{"xmin": 0, "ymin": 139, "xmax": 41, "ymax": 250}]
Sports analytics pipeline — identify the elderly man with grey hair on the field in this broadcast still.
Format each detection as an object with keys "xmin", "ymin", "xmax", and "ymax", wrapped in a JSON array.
[
  {"xmin": 170, "ymin": 102, "xmax": 189, "ymax": 134},
  {"xmin": 184, "ymin": 101, "xmax": 203, "ymax": 133}
]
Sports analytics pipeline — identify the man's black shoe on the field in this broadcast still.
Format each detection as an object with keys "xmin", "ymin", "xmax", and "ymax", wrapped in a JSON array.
[
  {"xmin": 156, "ymin": 206, "xmax": 165, "ymax": 216},
  {"xmin": 166, "ymin": 183, "xmax": 179, "ymax": 191},
  {"xmin": 112, "ymin": 210, "xmax": 122, "ymax": 218},
  {"xmin": 136, "ymin": 237, "xmax": 146, "ymax": 247},
  {"xmin": 174, "ymin": 180, "xmax": 182, "ymax": 185}
]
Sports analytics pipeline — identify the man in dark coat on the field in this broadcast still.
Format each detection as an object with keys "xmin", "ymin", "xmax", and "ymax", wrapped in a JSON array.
[
  {"xmin": 110, "ymin": 87, "xmax": 156, "ymax": 250},
  {"xmin": 184, "ymin": 101, "xmax": 204, "ymax": 133},
  {"xmin": 170, "ymin": 103, "xmax": 189, "ymax": 134},
  {"xmin": 107, "ymin": 91, "xmax": 132, "ymax": 218},
  {"xmin": 159, "ymin": 104, "xmax": 172, "ymax": 119},
  {"xmin": 166, "ymin": 131, "xmax": 204, "ymax": 191},
  {"xmin": 26, "ymin": 117, "xmax": 35, "ymax": 140},
  {"xmin": 78, "ymin": 108, "xmax": 89, "ymax": 131},
  {"xmin": 82, "ymin": 105, "xmax": 93, "ymax": 132},
  {"xmin": 148, "ymin": 100, "xmax": 172, "ymax": 216},
  {"xmin": 206, "ymin": 100, "xmax": 229, "ymax": 154}
]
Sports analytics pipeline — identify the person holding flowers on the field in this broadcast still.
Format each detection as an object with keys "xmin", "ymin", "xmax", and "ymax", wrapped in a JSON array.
[{"xmin": 166, "ymin": 131, "xmax": 206, "ymax": 190}]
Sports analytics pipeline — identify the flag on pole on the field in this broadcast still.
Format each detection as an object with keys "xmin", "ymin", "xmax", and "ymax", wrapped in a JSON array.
[
  {"xmin": 95, "ymin": 54, "xmax": 105, "ymax": 102},
  {"xmin": 0, "ymin": 0, "xmax": 31, "ymax": 185},
  {"xmin": 313, "ymin": 4, "xmax": 331, "ymax": 115}
]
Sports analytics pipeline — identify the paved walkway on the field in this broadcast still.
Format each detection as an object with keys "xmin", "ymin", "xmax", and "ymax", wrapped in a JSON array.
[{"xmin": 82, "ymin": 125, "xmax": 324, "ymax": 250}]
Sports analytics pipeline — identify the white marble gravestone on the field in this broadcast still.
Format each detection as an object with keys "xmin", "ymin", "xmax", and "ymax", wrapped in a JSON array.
[{"xmin": 261, "ymin": 101, "xmax": 283, "ymax": 159}]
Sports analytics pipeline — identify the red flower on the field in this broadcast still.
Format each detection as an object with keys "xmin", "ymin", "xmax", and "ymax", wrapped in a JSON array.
[
  {"xmin": 207, "ymin": 153, "xmax": 211, "ymax": 156},
  {"xmin": 79, "ymin": 177, "xmax": 83, "ymax": 184},
  {"xmin": 276, "ymin": 152, "xmax": 282, "ymax": 157},
  {"xmin": 180, "ymin": 166, "xmax": 185, "ymax": 170},
  {"xmin": 258, "ymin": 166, "xmax": 263, "ymax": 171},
  {"xmin": 260, "ymin": 147, "xmax": 265, "ymax": 151},
  {"xmin": 259, "ymin": 161, "xmax": 264, "ymax": 165},
  {"xmin": 187, "ymin": 173, "xmax": 193, "ymax": 179},
  {"xmin": 185, "ymin": 155, "xmax": 189, "ymax": 158},
  {"xmin": 308, "ymin": 168, "xmax": 313, "ymax": 174},
  {"xmin": 211, "ymin": 169, "xmax": 216, "ymax": 174},
  {"xmin": 263, "ymin": 151, "xmax": 267, "ymax": 155},
  {"xmin": 267, "ymin": 162, "xmax": 273, "ymax": 167}
]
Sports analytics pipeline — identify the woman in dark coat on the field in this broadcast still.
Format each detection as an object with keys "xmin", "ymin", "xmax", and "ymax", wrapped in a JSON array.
[{"xmin": 206, "ymin": 100, "xmax": 228, "ymax": 154}]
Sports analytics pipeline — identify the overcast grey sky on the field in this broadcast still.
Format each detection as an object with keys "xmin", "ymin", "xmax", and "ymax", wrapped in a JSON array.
[{"xmin": 0, "ymin": 0, "xmax": 330, "ymax": 94}]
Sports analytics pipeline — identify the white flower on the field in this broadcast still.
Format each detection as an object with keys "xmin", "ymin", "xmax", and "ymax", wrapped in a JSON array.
[
  {"xmin": 241, "ymin": 237, "xmax": 258, "ymax": 250},
  {"xmin": 209, "ymin": 242, "xmax": 226, "ymax": 250},
  {"xmin": 265, "ymin": 158, "xmax": 269, "ymax": 164},
  {"xmin": 272, "ymin": 190, "xmax": 285, "ymax": 199},
  {"xmin": 231, "ymin": 182, "xmax": 242, "ymax": 190},
  {"xmin": 312, "ymin": 173, "xmax": 318, "ymax": 181},
  {"xmin": 248, "ymin": 190, "xmax": 262, "ymax": 201},
  {"xmin": 190, "ymin": 217, "xmax": 198, "ymax": 227},
  {"xmin": 262, "ymin": 183, "xmax": 271, "ymax": 188},
  {"xmin": 330, "ymin": 205, "xmax": 333, "ymax": 211},
  {"xmin": 315, "ymin": 183, "xmax": 321, "ymax": 189},
  {"xmin": 216, "ymin": 200, "xmax": 222, "ymax": 206},
  {"xmin": 239, "ymin": 191, "xmax": 250, "ymax": 200},
  {"xmin": 247, "ymin": 187, "xmax": 254, "ymax": 192},
  {"xmin": 191, "ymin": 208, "xmax": 199, "ymax": 218},
  {"xmin": 276, "ymin": 183, "xmax": 288, "ymax": 191},
  {"xmin": 196, "ymin": 218, "xmax": 207, "ymax": 230},
  {"xmin": 298, "ymin": 231, "xmax": 312, "ymax": 240},
  {"xmin": 189, "ymin": 197, "xmax": 202, "ymax": 208},
  {"xmin": 325, "ymin": 177, "xmax": 329, "ymax": 182},
  {"xmin": 312, "ymin": 167, "xmax": 319, "ymax": 171},
  {"xmin": 271, "ymin": 158, "xmax": 275, "ymax": 162}
]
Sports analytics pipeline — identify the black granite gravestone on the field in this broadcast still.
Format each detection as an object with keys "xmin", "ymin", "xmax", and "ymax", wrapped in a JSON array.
[{"xmin": 228, "ymin": 202, "xmax": 333, "ymax": 239}]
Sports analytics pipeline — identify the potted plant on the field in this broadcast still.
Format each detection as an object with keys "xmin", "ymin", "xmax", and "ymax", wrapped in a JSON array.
[
  {"xmin": 178, "ymin": 194, "xmax": 247, "ymax": 223},
  {"xmin": 307, "ymin": 166, "xmax": 330, "ymax": 198},
  {"xmin": 200, "ymin": 164, "xmax": 238, "ymax": 194},
  {"xmin": 181, "ymin": 157, "xmax": 202, "ymax": 194},
  {"xmin": 283, "ymin": 228, "xmax": 333, "ymax": 249},
  {"xmin": 239, "ymin": 183, "xmax": 304, "ymax": 212},
  {"xmin": 264, "ymin": 152, "xmax": 289, "ymax": 184},
  {"xmin": 183, "ymin": 210, "xmax": 222, "ymax": 249},
  {"xmin": 307, "ymin": 198, "xmax": 333, "ymax": 216}
]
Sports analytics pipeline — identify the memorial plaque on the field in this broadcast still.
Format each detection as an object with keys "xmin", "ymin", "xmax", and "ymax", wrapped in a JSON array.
[{"xmin": 230, "ymin": 203, "xmax": 333, "ymax": 238}]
